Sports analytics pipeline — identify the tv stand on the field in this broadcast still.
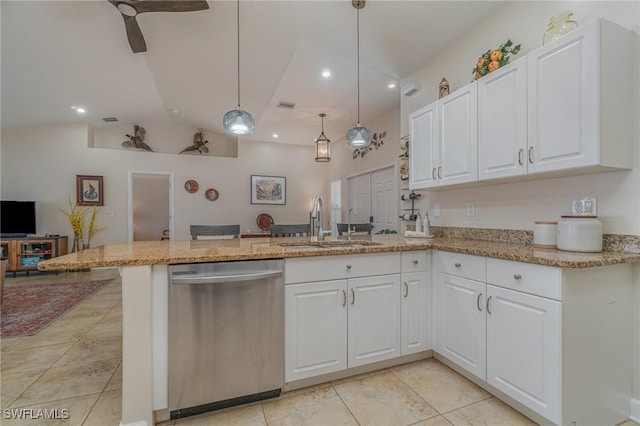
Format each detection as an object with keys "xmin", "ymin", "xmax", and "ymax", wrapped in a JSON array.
[{"xmin": 1, "ymin": 236, "xmax": 68, "ymax": 276}]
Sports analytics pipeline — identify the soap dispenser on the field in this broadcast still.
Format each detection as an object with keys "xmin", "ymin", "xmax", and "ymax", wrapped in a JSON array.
[
  {"xmin": 423, "ymin": 211, "xmax": 431, "ymax": 236},
  {"xmin": 415, "ymin": 213, "xmax": 422, "ymax": 233}
]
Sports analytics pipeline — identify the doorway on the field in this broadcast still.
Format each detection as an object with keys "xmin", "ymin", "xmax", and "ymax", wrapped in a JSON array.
[
  {"xmin": 347, "ymin": 165, "xmax": 398, "ymax": 234},
  {"xmin": 128, "ymin": 171, "xmax": 174, "ymax": 242}
]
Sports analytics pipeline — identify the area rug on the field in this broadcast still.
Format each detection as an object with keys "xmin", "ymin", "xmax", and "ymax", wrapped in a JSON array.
[{"xmin": 0, "ymin": 279, "xmax": 114, "ymax": 338}]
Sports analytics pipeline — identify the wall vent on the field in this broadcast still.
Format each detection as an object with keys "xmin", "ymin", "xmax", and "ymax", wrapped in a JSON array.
[
  {"xmin": 102, "ymin": 117, "xmax": 119, "ymax": 122},
  {"xmin": 276, "ymin": 101, "xmax": 296, "ymax": 110}
]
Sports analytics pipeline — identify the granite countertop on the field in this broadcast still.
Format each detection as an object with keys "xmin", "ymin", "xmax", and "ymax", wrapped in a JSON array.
[{"xmin": 38, "ymin": 234, "xmax": 640, "ymax": 271}]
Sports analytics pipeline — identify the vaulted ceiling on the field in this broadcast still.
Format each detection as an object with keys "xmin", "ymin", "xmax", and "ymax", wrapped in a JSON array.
[{"xmin": 1, "ymin": 1, "xmax": 502, "ymax": 145}]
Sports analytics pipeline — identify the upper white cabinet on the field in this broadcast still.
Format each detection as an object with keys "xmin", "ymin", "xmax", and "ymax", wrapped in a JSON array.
[
  {"xmin": 409, "ymin": 83, "xmax": 477, "ymax": 189},
  {"xmin": 527, "ymin": 19, "xmax": 632, "ymax": 173}
]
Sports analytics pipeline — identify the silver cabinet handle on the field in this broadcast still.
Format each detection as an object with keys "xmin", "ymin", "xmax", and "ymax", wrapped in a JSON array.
[
  {"xmin": 513, "ymin": 273, "xmax": 522, "ymax": 280},
  {"xmin": 486, "ymin": 296, "xmax": 492, "ymax": 314},
  {"xmin": 346, "ymin": 264, "xmax": 352, "ymax": 270},
  {"xmin": 454, "ymin": 262, "xmax": 461, "ymax": 268},
  {"xmin": 518, "ymin": 148, "xmax": 524, "ymax": 166},
  {"xmin": 351, "ymin": 288, "xmax": 355, "ymax": 305},
  {"xmin": 404, "ymin": 282, "xmax": 409, "ymax": 298},
  {"xmin": 171, "ymin": 270, "xmax": 282, "ymax": 284},
  {"xmin": 528, "ymin": 146, "xmax": 534, "ymax": 164},
  {"xmin": 432, "ymin": 168, "xmax": 437, "ymax": 180},
  {"xmin": 437, "ymin": 166, "xmax": 442, "ymax": 179},
  {"xmin": 413, "ymin": 259, "xmax": 419, "ymax": 265},
  {"xmin": 342, "ymin": 289, "xmax": 347, "ymax": 307},
  {"xmin": 477, "ymin": 293, "xmax": 483, "ymax": 311}
]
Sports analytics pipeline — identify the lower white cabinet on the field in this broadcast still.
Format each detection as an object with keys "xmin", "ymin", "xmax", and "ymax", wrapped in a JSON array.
[{"xmin": 400, "ymin": 271, "xmax": 429, "ymax": 355}]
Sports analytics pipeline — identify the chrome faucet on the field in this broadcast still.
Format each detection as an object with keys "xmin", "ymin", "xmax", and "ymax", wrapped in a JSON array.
[
  {"xmin": 347, "ymin": 208, "xmax": 355, "ymax": 241},
  {"xmin": 311, "ymin": 196, "xmax": 331, "ymax": 241}
]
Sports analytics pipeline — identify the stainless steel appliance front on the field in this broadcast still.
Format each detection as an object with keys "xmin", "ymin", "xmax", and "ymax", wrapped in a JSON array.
[{"xmin": 168, "ymin": 259, "xmax": 284, "ymax": 418}]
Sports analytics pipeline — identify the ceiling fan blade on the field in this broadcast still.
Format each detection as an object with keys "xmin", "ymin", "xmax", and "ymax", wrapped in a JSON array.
[
  {"xmin": 122, "ymin": 14, "xmax": 147, "ymax": 53},
  {"xmin": 133, "ymin": 1, "xmax": 209, "ymax": 14}
]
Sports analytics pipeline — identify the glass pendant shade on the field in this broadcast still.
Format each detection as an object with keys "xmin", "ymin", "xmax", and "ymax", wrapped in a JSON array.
[
  {"xmin": 223, "ymin": 107, "xmax": 255, "ymax": 136},
  {"xmin": 314, "ymin": 113, "xmax": 331, "ymax": 162},
  {"xmin": 346, "ymin": 124, "xmax": 372, "ymax": 148}
]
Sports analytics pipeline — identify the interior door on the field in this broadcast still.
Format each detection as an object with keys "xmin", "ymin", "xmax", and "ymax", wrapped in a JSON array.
[
  {"xmin": 371, "ymin": 167, "xmax": 397, "ymax": 233},
  {"xmin": 129, "ymin": 172, "xmax": 173, "ymax": 241},
  {"xmin": 348, "ymin": 173, "xmax": 371, "ymax": 224}
]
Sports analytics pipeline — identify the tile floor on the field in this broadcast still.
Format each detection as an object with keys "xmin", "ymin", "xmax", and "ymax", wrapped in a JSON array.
[{"xmin": 1, "ymin": 269, "xmax": 639, "ymax": 426}]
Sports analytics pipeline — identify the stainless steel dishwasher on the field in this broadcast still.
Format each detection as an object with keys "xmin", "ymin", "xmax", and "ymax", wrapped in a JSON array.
[{"xmin": 168, "ymin": 259, "xmax": 284, "ymax": 419}]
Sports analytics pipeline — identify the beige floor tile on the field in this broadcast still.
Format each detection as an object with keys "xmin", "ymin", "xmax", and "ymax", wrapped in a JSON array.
[
  {"xmin": 414, "ymin": 415, "xmax": 455, "ymax": 426},
  {"xmin": 618, "ymin": 421, "xmax": 640, "ymax": 426},
  {"xmin": 443, "ymin": 397, "xmax": 537, "ymax": 426},
  {"xmin": 0, "ymin": 337, "xmax": 26, "ymax": 353},
  {"xmin": 394, "ymin": 359, "xmax": 490, "ymax": 414},
  {"xmin": 83, "ymin": 389, "xmax": 122, "ymax": 425},
  {"xmin": 83, "ymin": 316, "xmax": 122, "ymax": 340},
  {"xmin": 2, "ymin": 393, "xmax": 100, "ymax": 425},
  {"xmin": 1, "ymin": 342, "xmax": 73, "ymax": 375},
  {"xmin": 330, "ymin": 370, "xmax": 376, "ymax": 386},
  {"xmin": 175, "ymin": 403, "xmax": 266, "ymax": 426},
  {"xmin": 334, "ymin": 371, "xmax": 438, "ymax": 425},
  {"xmin": 52, "ymin": 336, "xmax": 121, "ymax": 368},
  {"xmin": 1, "ymin": 370, "xmax": 45, "ymax": 409},
  {"xmin": 13, "ymin": 319, "xmax": 96, "ymax": 349},
  {"xmin": 279, "ymin": 383, "xmax": 333, "ymax": 400},
  {"xmin": 262, "ymin": 386, "xmax": 358, "ymax": 426},
  {"xmin": 11, "ymin": 358, "xmax": 120, "ymax": 407},
  {"xmin": 104, "ymin": 360, "xmax": 122, "ymax": 391}
]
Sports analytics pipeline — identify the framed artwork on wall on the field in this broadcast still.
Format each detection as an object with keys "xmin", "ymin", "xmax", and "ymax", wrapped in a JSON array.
[
  {"xmin": 251, "ymin": 175, "xmax": 286, "ymax": 205},
  {"xmin": 76, "ymin": 175, "xmax": 104, "ymax": 206}
]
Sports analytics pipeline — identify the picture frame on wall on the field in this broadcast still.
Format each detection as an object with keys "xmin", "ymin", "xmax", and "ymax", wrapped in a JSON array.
[
  {"xmin": 76, "ymin": 175, "xmax": 104, "ymax": 206},
  {"xmin": 251, "ymin": 175, "xmax": 286, "ymax": 205}
]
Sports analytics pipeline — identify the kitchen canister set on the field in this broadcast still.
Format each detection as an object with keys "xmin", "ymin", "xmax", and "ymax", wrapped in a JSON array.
[{"xmin": 533, "ymin": 216, "xmax": 603, "ymax": 252}]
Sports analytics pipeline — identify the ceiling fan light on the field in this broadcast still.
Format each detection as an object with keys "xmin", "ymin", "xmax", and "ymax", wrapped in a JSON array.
[
  {"xmin": 346, "ymin": 124, "xmax": 372, "ymax": 148},
  {"xmin": 223, "ymin": 108, "xmax": 255, "ymax": 136}
]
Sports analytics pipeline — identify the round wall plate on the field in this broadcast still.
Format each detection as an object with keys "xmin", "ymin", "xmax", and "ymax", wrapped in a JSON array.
[
  {"xmin": 256, "ymin": 213, "xmax": 274, "ymax": 231},
  {"xmin": 184, "ymin": 180, "xmax": 199, "ymax": 193},
  {"xmin": 205, "ymin": 188, "xmax": 219, "ymax": 201}
]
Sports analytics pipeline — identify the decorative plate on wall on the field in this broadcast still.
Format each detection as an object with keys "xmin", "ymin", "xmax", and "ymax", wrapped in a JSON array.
[
  {"xmin": 256, "ymin": 213, "xmax": 274, "ymax": 231},
  {"xmin": 184, "ymin": 180, "xmax": 199, "ymax": 193},
  {"xmin": 205, "ymin": 188, "xmax": 219, "ymax": 201}
]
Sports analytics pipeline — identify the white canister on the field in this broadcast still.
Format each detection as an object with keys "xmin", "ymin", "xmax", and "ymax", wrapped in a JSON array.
[
  {"xmin": 556, "ymin": 216, "xmax": 603, "ymax": 252},
  {"xmin": 533, "ymin": 221, "xmax": 557, "ymax": 247}
]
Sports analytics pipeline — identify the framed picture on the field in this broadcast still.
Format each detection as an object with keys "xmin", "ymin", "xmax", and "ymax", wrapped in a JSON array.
[
  {"xmin": 251, "ymin": 175, "xmax": 286, "ymax": 205},
  {"xmin": 76, "ymin": 175, "xmax": 104, "ymax": 206}
]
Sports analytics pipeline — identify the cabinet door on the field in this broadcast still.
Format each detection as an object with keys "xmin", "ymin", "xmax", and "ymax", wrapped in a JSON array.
[
  {"xmin": 348, "ymin": 275, "xmax": 401, "ymax": 368},
  {"xmin": 486, "ymin": 285, "xmax": 561, "ymax": 424},
  {"xmin": 478, "ymin": 59, "xmax": 528, "ymax": 180},
  {"xmin": 408, "ymin": 102, "xmax": 438, "ymax": 189},
  {"xmin": 285, "ymin": 280, "xmax": 348, "ymax": 382},
  {"xmin": 438, "ymin": 83, "xmax": 478, "ymax": 186},
  {"xmin": 401, "ymin": 271, "xmax": 429, "ymax": 355},
  {"xmin": 437, "ymin": 273, "xmax": 486, "ymax": 379},
  {"xmin": 527, "ymin": 23, "xmax": 598, "ymax": 173}
]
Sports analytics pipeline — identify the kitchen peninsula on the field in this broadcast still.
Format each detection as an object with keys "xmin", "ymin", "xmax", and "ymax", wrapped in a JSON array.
[{"xmin": 39, "ymin": 235, "xmax": 640, "ymax": 426}]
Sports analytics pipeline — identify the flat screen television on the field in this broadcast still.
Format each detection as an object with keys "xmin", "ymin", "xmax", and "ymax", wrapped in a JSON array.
[{"xmin": 1, "ymin": 201, "xmax": 36, "ymax": 236}]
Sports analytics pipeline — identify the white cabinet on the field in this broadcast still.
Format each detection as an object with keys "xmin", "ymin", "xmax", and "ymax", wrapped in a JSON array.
[
  {"xmin": 409, "ymin": 83, "xmax": 477, "ymax": 189},
  {"xmin": 400, "ymin": 251, "xmax": 430, "ymax": 355},
  {"xmin": 478, "ymin": 58, "xmax": 528, "ymax": 180},
  {"xmin": 527, "ymin": 19, "xmax": 632, "ymax": 174}
]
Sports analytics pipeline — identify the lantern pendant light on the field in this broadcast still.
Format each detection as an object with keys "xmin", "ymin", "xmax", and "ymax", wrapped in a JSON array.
[
  {"xmin": 223, "ymin": 0, "xmax": 255, "ymax": 136},
  {"xmin": 314, "ymin": 113, "xmax": 331, "ymax": 162},
  {"xmin": 346, "ymin": 0, "xmax": 372, "ymax": 148}
]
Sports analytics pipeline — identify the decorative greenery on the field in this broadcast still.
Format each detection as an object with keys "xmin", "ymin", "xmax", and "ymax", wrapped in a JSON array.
[
  {"xmin": 472, "ymin": 39, "xmax": 521, "ymax": 80},
  {"xmin": 352, "ymin": 131, "xmax": 386, "ymax": 159},
  {"xmin": 59, "ymin": 196, "xmax": 106, "ymax": 249},
  {"xmin": 375, "ymin": 229, "xmax": 398, "ymax": 234}
]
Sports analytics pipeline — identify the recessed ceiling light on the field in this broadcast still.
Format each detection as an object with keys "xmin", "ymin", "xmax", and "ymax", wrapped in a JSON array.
[
  {"xmin": 387, "ymin": 82, "xmax": 397, "ymax": 89},
  {"xmin": 272, "ymin": 133, "xmax": 279, "ymax": 139},
  {"xmin": 321, "ymin": 69, "xmax": 331, "ymax": 78},
  {"xmin": 76, "ymin": 108, "xmax": 86, "ymax": 114}
]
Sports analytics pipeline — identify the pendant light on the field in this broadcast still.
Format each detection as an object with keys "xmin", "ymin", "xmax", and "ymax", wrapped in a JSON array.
[
  {"xmin": 314, "ymin": 113, "xmax": 331, "ymax": 162},
  {"xmin": 223, "ymin": 0, "xmax": 255, "ymax": 136},
  {"xmin": 346, "ymin": 0, "xmax": 372, "ymax": 148}
]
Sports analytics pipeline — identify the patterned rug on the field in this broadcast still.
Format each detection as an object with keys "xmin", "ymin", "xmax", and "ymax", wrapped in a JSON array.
[{"xmin": 0, "ymin": 279, "xmax": 113, "ymax": 338}]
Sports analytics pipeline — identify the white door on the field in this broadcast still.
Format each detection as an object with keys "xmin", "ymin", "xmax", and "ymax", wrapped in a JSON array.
[
  {"xmin": 486, "ymin": 285, "xmax": 561, "ymax": 424},
  {"xmin": 348, "ymin": 173, "xmax": 371, "ymax": 224},
  {"xmin": 348, "ymin": 275, "xmax": 401, "ymax": 368},
  {"xmin": 527, "ymin": 23, "xmax": 598, "ymax": 173},
  {"xmin": 401, "ymin": 271, "xmax": 429, "ymax": 355},
  {"xmin": 437, "ymin": 273, "xmax": 486, "ymax": 379},
  {"xmin": 284, "ymin": 280, "xmax": 348, "ymax": 382},
  {"xmin": 409, "ymin": 102, "xmax": 438, "ymax": 189},
  {"xmin": 478, "ymin": 58, "xmax": 528, "ymax": 180},
  {"xmin": 438, "ymin": 83, "xmax": 478, "ymax": 186},
  {"xmin": 129, "ymin": 172, "xmax": 173, "ymax": 242},
  {"xmin": 371, "ymin": 167, "xmax": 397, "ymax": 233}
]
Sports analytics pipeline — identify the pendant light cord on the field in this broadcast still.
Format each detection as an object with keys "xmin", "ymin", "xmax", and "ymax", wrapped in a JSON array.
[
  {"xmin": 356, "ymin": 7, "xmax": 360, "ymax": 124},
  {"xmin": 236, "ymin": 0, "xmax": 241, "ymax": 108}
]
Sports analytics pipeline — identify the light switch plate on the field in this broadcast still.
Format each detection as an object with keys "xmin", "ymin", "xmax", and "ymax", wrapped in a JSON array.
[
  {"xmin": 467, "ymin": 203, "xmax": 475, "ymax": 217},
  {"xmin": 433, "ymin": 204, "xmax": 441, "ymax": 217},
  {"xmin": 572, "ymin": 197, "xmax": 597, "ymax": 216}
]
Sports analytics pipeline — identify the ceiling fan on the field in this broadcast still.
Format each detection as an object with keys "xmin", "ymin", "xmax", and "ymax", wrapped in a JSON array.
[{"xmin": 107, "ymin": 0, "xmax": 210, "ymax": 53}]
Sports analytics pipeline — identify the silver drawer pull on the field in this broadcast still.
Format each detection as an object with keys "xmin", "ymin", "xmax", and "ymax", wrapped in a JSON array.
[
  {"xmin": 513, "ymin": 274, "xmax": 522, "ymax": 280},
  {"xmin": 413, "ymin": 260, "xmax": 419, "ymax": 265},
  {"xmin": 454, "ymin": 262, "xmax": 461, "ymax": 268}
]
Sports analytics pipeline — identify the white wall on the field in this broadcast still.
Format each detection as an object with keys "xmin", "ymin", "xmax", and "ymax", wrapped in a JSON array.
[
  {"xmin": 0, "ymin": 123, "xmax": 327, "ymax": 246},
  {"xmin": 400, "ymin": 1, "xmax": 640, "ymax": 402}
]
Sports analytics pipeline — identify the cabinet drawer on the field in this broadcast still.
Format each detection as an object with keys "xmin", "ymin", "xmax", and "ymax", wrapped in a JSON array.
[
  {"xmin": 401, "ymin": 251, "xmax": 428, "ymax": 272},
  {"xmin": 285, "ymin": 253, "xmax": 401, "ymax": 284},
  {"xmin": 437, "ymin": 251, "xmax": 485, "ymax": 281},
  {"xmin": 486, "ymin": 258, "xmax": 562, "ymax": 301}
]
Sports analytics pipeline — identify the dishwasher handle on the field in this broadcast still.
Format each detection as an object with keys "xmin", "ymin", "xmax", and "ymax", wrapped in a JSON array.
[{"xmin": 171, "ymin": 270, "xmax": 282, "ymax": 285}]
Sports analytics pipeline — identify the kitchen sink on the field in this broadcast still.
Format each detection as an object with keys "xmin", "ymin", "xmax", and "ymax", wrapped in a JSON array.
[{"xmin": 277, "ymin": 240, "xmax": 382, "ymax": 249}]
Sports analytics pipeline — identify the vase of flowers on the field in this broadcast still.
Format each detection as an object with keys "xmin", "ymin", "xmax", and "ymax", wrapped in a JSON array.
[
  {"xmin": 472, "ymin": 39, "xmax": 521, "ymax": 80},
  {"xmin": 59, "ymin": 196, "xmax": 106, "ymax": 252}
]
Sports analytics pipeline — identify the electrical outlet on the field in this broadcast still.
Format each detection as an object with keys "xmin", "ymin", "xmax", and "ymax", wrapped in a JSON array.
[
  {"xmin": 102, "ymin": 209, "xmax": 114, "ymax": 217},
  {"xmin": 433, "ymin": 204, "xmax": 441, "ymax": 217},
  {"xmin": 572, "ymin": 197, "xmax": 597, "ymax": 216},
  {"xmin": 467, "ymin": 203, "xmax": 475, "ymax": 217}
]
